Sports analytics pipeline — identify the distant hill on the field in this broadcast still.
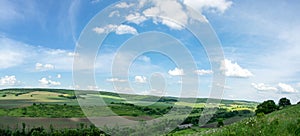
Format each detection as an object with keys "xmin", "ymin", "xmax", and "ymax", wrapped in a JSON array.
[
  {"xmin": 201, "ymin": 104, "xmax": 300, "ymax": 136},
  {"xmin": 0, "ymin": 88, "xmax": 258, "ymax": 104}
]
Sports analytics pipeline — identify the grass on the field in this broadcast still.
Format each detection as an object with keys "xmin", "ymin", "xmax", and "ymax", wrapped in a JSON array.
[
  {"xmin": 0, "ymin": 88, "xmax": 259, "ymax": 134},
  {"xmin": 7, "ymin": 104, "xmax": 85, "ymax": 118},
  {"xmin": 201, "ymin": 104, "xmax": 300, "ymax": 136},
  {"xmin": 168, "ymin": 127, "xmax": 209, "ymax": 136}
]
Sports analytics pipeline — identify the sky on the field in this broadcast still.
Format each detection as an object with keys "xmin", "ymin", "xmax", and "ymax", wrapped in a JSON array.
[{"xmin": 0, "ymin": 0, "xmax": 300, "ymax": 103}]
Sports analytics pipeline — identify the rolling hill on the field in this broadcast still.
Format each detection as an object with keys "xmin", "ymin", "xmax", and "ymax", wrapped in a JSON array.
[{"xmin": 201, "ymin": 104, "xmax": 300, "ymax": 136}]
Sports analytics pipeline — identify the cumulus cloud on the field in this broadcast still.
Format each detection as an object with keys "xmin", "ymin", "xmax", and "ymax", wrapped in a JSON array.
[
  {"xmin": 0, "ymin": 75, "xmax": 21, "ymax": 86},
  {"xmin": 67, "ymin": 52, "xmax": 79, "ymax": 57},
  {"xmin": 183, "ymin": 0, "xmax": 233, "ymax": 14},
  {"xmin": 93, "ymin": 24, "xmax": 138, "ymax": 35},
  {"xmin": 195, "ymin": 69, "xmax": 213, "ymax": 75},
  {"xmin": 220, "ymin": 59, "xmax": 253, "ymax": 78},
  {"xmin": 106, "ymin": 78, "xmax": 127, "ymax": 83},
  {"xmin": 251, "ymin": 83, "xmax": 278, "ymax": 92},
  {"xmin": 109, "ymin": 10, "xmax": 120, "ymax": 17},
  {"xmin": 135, "ymin": 76, "xmax": 147, "ymax": 83},
  {"xmin": 115, "ymin": 2, "xmax": 134, "ymax": 8},
  {"xmin": 35, "ymin": 63, "xmax": 55, "ymax": 71},
  {"xmin": 38, "ymin": 77, "xmax": 61, "ymax": 86},
  {"xmin": 125, "ymin": 12, "xmax": 147, "ymax": 24},
  {"xmin": 143, "ymin": 0, "xmax": 188, "ymax": 30},
  {"xmin": 137, "ymin": 55, "xmax": 151, "ymax": 63},
  {"xmin": 168, "ymin": 68, "xmax": 184, "ymax": 76},
  {"xmin": 252, "ymin": 82, "xmax": 298, "ymax": 94},
  {"xmin": 278, "ymin": 83, "xmax": 298, "ymax": 93}
]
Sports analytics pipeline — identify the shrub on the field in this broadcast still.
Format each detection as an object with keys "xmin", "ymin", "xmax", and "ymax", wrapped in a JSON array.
[
  {"xmin": 217, "ymin": 118, "xmax": 224, "ymax": 127},
  {"xmin": 255, "ymin": 100, "xmax": 278, "ymax": 114},
  {"xmin": 278, "ymin": 97, "xmax": 291, "ymax": 107}
]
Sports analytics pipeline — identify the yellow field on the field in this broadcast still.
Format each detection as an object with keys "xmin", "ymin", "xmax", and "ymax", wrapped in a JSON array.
[
  {"xmin": 175, "ymin": 102, "xmax": 205, "ymax": 108},
  {"xmin": 0, "ymin": 91, "xmax": 70, "ymax": 102}
]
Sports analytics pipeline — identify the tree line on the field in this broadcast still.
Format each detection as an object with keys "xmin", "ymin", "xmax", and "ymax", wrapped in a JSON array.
[{"xmin": 255, "ymin": 97, "xmax": 292, "ymax": 115}]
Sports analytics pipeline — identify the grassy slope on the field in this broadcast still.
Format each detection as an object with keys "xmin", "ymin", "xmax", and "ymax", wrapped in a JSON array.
[{"xmin": 201, "ymin": 104, "xmax": 300, "ymax": 136}]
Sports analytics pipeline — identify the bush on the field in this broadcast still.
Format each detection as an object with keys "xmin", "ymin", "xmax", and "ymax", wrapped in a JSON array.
[
  {"xmin": 255, "ymin": 100, "xmax": 278, "ymax": 114},
  {"xmin": 2, "ymin": 94, "xmax": 6, "ymax": 97},
  {"xmin": 217, "ymin": 118, "xmax": 224, "ymax": 127},
  {"xmin": 278, "ymin": 97, "xmax": 291, "ymax": 108}
]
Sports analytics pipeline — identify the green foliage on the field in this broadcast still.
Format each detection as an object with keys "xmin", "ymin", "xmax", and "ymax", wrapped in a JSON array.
[
  {"xmin": 278, "ymin": 97, "xmax": 291, "ymax": 107},
  {"xmin": 5, "ymin": 104, "xmax": 85, "ymax": 118},
  {"xmin": 255, "ymin": 100, "xmax": 278, "ymax": 114},
  {"xmin": 217, "ymin": 118, "xmax": 224, "ymax": 127},
  {"xmin": 201, "ymin": 104, "xmax": 300, "ymax": 136},
  {"xmin": 256, "ymin": 112, "xmax": 265, "ymax": 118},
  {"xmin": 0, "ymin": 123, "xmax": 107, "ymax": 136},
  {"xmin": 58, "ymin": 95, "xmax": 77, "ymax": 99},
  {"xmin": 110, "ymin": 102, "xmax": 172, "ymax": 116}
]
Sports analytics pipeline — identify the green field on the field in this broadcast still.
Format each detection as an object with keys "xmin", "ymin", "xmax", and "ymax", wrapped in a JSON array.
[
  {"xmin": 0, "ymin": 88, "xmax": 259, "ymax": 135},
  {"xmin": 199, "ymin": 104, "xmax": 300, "ymax": 136}
]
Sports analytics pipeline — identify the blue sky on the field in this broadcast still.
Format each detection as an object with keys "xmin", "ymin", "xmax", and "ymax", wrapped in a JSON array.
[{"xmin": 0, "ymin": 0, "xmax": 300, "ymax": 103}]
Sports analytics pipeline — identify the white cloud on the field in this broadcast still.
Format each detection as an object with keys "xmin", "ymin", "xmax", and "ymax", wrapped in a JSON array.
[
  {"xmin": 0, "ymin": 76, "xmax": 21, "ymax": 86},
  {"xmin": 109, "ymin": 10, "xmax": 120, "ymax": 17},
  {"xmin": 57, "ymin": 74, "xmax": 61, "ymax": 79},
  {"xmin": 116, "ymin": 25, "xmax": 138, "ymax": 35},
  {"xmin": 183, "ymin": 0, "xmax": 233, "ymax": 14},
  {"xmin": 0, "ymin": 36, "xmax": 31, "ymax": 69},
  {"xmin": 1, "ymin": 36, "xmax": 75, "ymax": 71},
  {"xmin": 220, "ymin": 59, "xmax": 253, "ymax": 78},
  {"xmin": 278, "ymin": 83, "xmax": 298, "ymax": 93},
  {"xmin": 93, "ymin": 24, "xmax": 138, "ymax": 35},
  {"xmin": 92, "ymin": 27, "xmax": 106, "ymax": 34},
  {"xmin": 67, "ymin": 52, "xmax": 78, "ymax": 57},
  {"xmin": 161, "ymin": 19, "xmax": 183, "ymax": 30},
  {"xmin": 135, "ymin": 76, "xmax": 147, "ymax": 83},
  {"xmin": 106, "ymin": 78, "xmax": 127, "ymax": 83},
  {"xmin": 143, "ymin": 0, "xmax": 188, "ymax": 30},
  {"xmin": 252, "ymin": 82, "xmax": 298, "ymax": 94},
  {"xmin": 38, "ymin": 77, "xmax": 61, "ymax": 86},
  {"xmin": 138, "ymin": 55, "xmax": 151, "ymax": 63},
  {"xmin": 35, "ymin": 63, "xmax": 55, "ymax": 71},
  {"xmin": 168, "ymin": 68, "xmax": 184, "ymax": 76},
  {"xmin": 115, "ymin": 2, "xmax": 134, "ymax": 8},
  {"xmin": 251, "ymin": 83, "xmax": 278, "ymax": 92},
  {"xmin": 195, "ymin": 69, "xmax": 213, "ymax": 75},
  {"xmin": 125, "ymin": 13, "xmax": 147, "ymax": 25}
]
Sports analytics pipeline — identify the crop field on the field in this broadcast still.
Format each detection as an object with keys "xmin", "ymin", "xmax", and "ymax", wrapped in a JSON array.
[{"xmin": 0, "ymin": 88, "xmax": 258, "ymax": 135}]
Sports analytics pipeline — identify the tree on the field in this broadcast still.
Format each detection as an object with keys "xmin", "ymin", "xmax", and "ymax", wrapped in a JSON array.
[
  {"xmin": 278, "ymin": 97, "xmax": 291, "ymax": 107},
  {"xmin": 255, "ymin": 100, "xmax": 278, "ymax": 114},
  {"xmin": 217, "ymin": 118, "xmax": 224, "ymax": 127}
]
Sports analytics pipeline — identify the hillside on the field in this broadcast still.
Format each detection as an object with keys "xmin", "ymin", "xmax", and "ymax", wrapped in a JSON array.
[
  {"xmin": 0, "ymin": 88, "xmax": 258, "ymax": 135},
  {"xmin": 201, "ymin": 104, "xmax": 300, "ymax": 136}
]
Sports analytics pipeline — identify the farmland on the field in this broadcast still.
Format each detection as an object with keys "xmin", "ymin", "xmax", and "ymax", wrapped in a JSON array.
[{"xmin": 0, "ymin": 88, "xmax": 258, "ymax": 135}]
